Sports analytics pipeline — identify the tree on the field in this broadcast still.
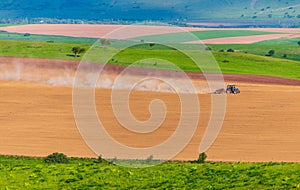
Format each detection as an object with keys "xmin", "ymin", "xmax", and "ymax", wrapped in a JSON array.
[
  {"xmin": 297, "ymin": 41, "xmax": 300, "ymax": 46},
  {"xmin": 191, "ymin": 152, "xmax": 207, "ymax": 163},
  {"xmin": 100, "ymin": 38, "xmax": 111, "ymax": 46},
  {"xmin": 44, "ymin": 152, "xmax": 69, "ymax": 163},
  {"xmin": 72, "ymin": 47, "xmax": 86, "ymax": 57},
  {"xmin": 149, "ymin": 43, "xmax": 156, "ymax": 47},
  {"xmin": 227, "ymin": 48, "xmax": 235, "ymax": 52},
  {"xmin": 197, "ymin": 152, "xmax": 207, "ymax": 163},
  {"xmin": 267, "ymin": 49, "xmax": 275, "ymax": 56}
]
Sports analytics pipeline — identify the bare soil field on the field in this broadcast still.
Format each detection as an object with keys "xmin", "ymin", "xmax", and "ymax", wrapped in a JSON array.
[
  {"xmin": 2, "ymin": 24, "xmax": 300, "ymax": 44},
  {"xmin": 1, "ymin": 24, "xmax": 189, "ymax": 40},
  {"xmin": 0, "ymin": 81, "xmax": 300, "ymax": 162},
  {"xmin": 0, "ymin": 57, "xmax": 300, "ymax": 162},
  {"xmin": 187, "ymin": 34, "xmax": 293, "ymax": 44}
]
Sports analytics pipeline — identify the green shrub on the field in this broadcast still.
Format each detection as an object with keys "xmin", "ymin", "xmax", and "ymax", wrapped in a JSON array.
[
  {"xmin": 198, "ymin": 152, "xmax": 207, "ymax": 163},
  {"xmin": 95, "ymin": 155, "xmax": 110, "ymax": 164},
  {"xmin": 266, "ymin": 49, "xmax": 275, "ymax": 56},
  {"xmin": 193, "ymin": 152, "xmax": 207, "ymax": 163},
  {"xmin": 97, "ymin": 155, "xmax": 105, "ymax": 163},
  {"xmin": 44, "ymin": 152, "xmax": 69, "ymax": 164},
  {"xmin": 146, "ymin": 155, "xmax": 154, "ymax": 163}
]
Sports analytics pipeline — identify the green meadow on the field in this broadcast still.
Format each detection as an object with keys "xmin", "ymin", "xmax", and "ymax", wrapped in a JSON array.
[
  {"xmin": 208, "ymin": 39, "xmax": 300, "ymax": 62},
  {"xmin": 0, "ymin": 31, "xmax": 97, "ymax": 45},
  {"xmin": 0, "ymin": 155, "xmax": 299, "ymax": 189},
  {"xmin": 0, "ymin": 40, "xmax": 90, "ymax": 60},
  {"xmin": 1, "ymin": 39, "xmax": 299, "ymax": 80}
]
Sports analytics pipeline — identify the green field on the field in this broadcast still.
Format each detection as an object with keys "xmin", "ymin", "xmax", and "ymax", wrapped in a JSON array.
[
  {"xmin": 209, "ymin": 39, "xmax": 300, "ymax": 62},
  {"xmin": 0, "ymin": 31, "xmax": 97, "ymax": 45},
  {"xmin": 0, "ymin": 40, "xmax": 90, "ymax": 60},
  {"xmin": 0, "ymin": 155, "xmax": 299, "ymax": 189},
  {"xmin": 1, "ymin": 39, "xmax": 300, "ymax": 80},
  {"xmin": 105, "ymin": 45, "xmax": 300, "ymax": 79},
  {"xmin": 0, "ymin": 24, "xmax": 21, "ymax": 27}
]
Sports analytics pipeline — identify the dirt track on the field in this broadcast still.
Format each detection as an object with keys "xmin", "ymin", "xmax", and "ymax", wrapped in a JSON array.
[{"xmin": 0, "ymin": 57, "xmax": 300, "ymax": 162}]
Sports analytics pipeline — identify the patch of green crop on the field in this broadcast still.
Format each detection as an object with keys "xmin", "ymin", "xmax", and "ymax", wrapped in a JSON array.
[
  {"xmin": 214, "ymin": 52, "xmax": 300, "ymax": 79},
  {"xmin": 208, "ymin": 39, "xmax": 300, "ymax": 62},
  {"xmin": 0, "ymin": 155, "xmax": 299, "ymax": 189},
  {"xmin": 105, "ymin": 44, "xmax": 300, "ymax": 80},
  {"xmin": 0, "ymin": 31, "xmax": 97, "ymax": 45},
  {"xmin": 0, "ymin": 24, "xmax": 22, "ymax": 27},
  {"xmin": 0, "ymin": 40, "xmax": 90, "ymax": 60},
  {"xmin": 1, "ymin": 40, "xmax": 300, "ymax": 80}
]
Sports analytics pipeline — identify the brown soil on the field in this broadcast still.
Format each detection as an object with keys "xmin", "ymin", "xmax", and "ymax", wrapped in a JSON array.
[
  {"xmin": 187, "ymin": 34, "xmax": 293, "ymax": 44},
  {"xmin": 0, "ymin": 57, "xmax": 300, "ymax": 162},
  {"xmin": 1, "ymin": 24, "xmax": 189, "ymax": 40},
  {"xmin": 0, "ymin": 81, "xmax": 300, "ymax": 162},
  {"xmin": 3, "ymin": 24, "xmax": 300, "ymax": 43}
]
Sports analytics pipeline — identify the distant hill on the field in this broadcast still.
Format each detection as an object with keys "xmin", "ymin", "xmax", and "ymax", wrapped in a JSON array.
[{"xmin": 0, "ymin": 0, "xmax": 300, "ymax": 26}]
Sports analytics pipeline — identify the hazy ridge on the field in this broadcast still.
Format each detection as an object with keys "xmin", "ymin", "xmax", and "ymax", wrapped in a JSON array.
[{"xmin": 0, "ymin": 0, "xmax": 300, "ymax": 26}]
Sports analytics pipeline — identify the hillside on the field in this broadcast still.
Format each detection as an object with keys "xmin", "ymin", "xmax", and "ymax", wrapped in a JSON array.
[{"xmin": 0, "ymin": 0, "xmax": 300, "ymax": 26}]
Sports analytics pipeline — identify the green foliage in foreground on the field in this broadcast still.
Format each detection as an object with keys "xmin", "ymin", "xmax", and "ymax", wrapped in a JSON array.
[{"xmin": 0, "ymin": 155, "xmax": 299, "ymax": 189}]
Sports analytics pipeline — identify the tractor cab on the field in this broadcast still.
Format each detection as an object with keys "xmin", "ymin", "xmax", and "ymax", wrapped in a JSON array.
[{"xmin": 226, "ymin": 84, "xmax": 240, "ymax": 94}]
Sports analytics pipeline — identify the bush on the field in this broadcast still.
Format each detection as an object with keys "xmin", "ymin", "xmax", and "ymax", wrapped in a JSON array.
[
  {"xmin": 227, "ymin": 48, "xmax": 235, "ymax": 52},
  {"xmin": 194, "ymin": 152, "xmax": 207, "ymax": 163},
  {"xmin": 95, "ymin": 155, "xmax": 109, "ymax": 164},
  {"xmin": 198, "ymin": 152, "xmax": 207, "ymax": 163},
  {"xmin": 266, "ymin": 50, "xmax": 275, "ymax": 56},
  {"xmin": 146, "ymin": 155, "xmax": 154, "ymax": 163},
  {"xmin": 149, "ymin": 43, "xmax": 156, "ymax": 47},
  {"xmin": 72, "ymin": 46, "xmax": 86, "ymax": 57},
  {"xmin": 100, "ymin": 38, "xmax": 111, "ymax": 46},
  {"xmin": 44, "ymin": 152, "xmax": 69, "ymax": 164}
]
